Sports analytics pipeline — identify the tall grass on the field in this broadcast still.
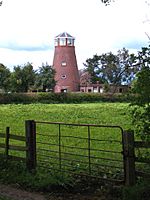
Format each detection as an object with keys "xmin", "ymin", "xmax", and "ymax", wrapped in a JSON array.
[
  {"xmin": 0, "ymin": 103, "xmax": 132, "ymax": 178},
  {"xmin": 0, "ymin": 103, "xmax": 132, "ymax": 133},
  {"xmin": 0, "ymin": 103, "xmax": 149, "ymax": 199}
]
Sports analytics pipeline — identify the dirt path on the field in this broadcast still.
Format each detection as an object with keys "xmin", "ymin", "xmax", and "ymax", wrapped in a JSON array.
[
  {"xmin": 0, "ymin": 183, "xmax": 108, "ymax": 200},
  {"xmin": 0, "ymin": 184, "xmax": 46, "ymax": 200}
]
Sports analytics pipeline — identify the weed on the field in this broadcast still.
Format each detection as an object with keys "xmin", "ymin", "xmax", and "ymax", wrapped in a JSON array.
[{"xmin": 123, "ymin": 179, "xmax": 150, "ymax": 200}]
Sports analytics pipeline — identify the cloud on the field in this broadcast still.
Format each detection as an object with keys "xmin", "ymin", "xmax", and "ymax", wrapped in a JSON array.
[
  {"xmin": 0, "ymin": 35, "xmax": 53, "ymax": 52},
  {"xmin": 112, "ymin": 35, "xmax": 149, "ymax": 51},
  {"xmin": 0, "ymin": 42, "xmax": 52, "ymax": 51},
  {"xmin": 124, "ymin": 40, "xmax": 149, "ymax": 50},
  {"xmin": 0, "ymin": 47, "xmax": 53, "ymax": 70},
  {"xmin": 0, "ymin": 0, "xmax": 149, "ymax": 70}
]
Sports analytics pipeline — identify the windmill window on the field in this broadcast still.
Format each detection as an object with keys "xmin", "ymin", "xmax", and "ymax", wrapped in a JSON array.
[
  {"xmin": 55, "ymin": 39, "xmax": 59, "ymax": 46},
  {"xmin": 61, "ymin": 75, "xmax": 66, "ymax": 79},
  {"xmin": 59, "ymin": 38, "xmax": 66, "ymax": 46},
  {"xmin": 61, "ymin": 61, "xmax": 67, "ymax": 66},
  {"xmin": 67, "ymin": 38, "xmax": 73, "ymax": 46}
]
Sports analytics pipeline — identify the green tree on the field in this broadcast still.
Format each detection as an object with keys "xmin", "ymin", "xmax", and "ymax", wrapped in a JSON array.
[
  {"xmin": 131, "ymin": 46, "xmax": 150, "ymax": 141},
  {"xmin": 22, "ymin": 62, "xmax": 36, "ymax": 92},
  {"xmin": 0, "ymin": 63, "xmax": 11, "ymax": 92},
  {"xmin": 83, "ymin": 54, "xmax": 103, "ymax": 83},
  {"xmin": 101, "ymin": 0, "xmax": 113, "ymax": 5},
  {"xmin": 10, "ymin": 63, "xmax": 36, "ymax": 92},
  {"xmin": 133, "ymin": 67, "xmax": 150, "ymax": 106},
  {"xmin": 36, "ymin": 63, "xmax": 56, "ymax": 92},
  {"xmin": 84, "ymin": 48, "xmax": 136, "ymax": 85}
]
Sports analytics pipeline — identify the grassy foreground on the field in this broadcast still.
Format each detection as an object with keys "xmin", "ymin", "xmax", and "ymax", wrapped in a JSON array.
[
  {"xmin": 0, "ymin": 102, "xmax": 132, "ymax": 133},
  {"xmin": 0, "ymin": 102, "xmax": 132, "ymax": 173},
  {"xmin": 0, "ymin": 102, "xmax": 132, "ymax": 169},
  {"xmin": 0, "ymin": 103, "xmax": 150, "ymax": 200}
]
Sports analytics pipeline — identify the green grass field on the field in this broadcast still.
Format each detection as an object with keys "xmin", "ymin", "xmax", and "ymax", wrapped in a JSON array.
[
  {"xmin": 0, "ymin": 103, "xmax": 132, "ymax": 178},
  {"xmin": 0, "ymin": 103, "xmax": 149, "ymax": 199},
  {"xmin": 0, "ymin": 103, "xmax": 149, "ymax": 186},
  {"xmin": 0, "ymin": 102, "xmax": 132, "ymax": 133}
]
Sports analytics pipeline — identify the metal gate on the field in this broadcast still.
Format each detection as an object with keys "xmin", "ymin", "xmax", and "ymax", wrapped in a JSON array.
[{"xmin": 35, "ymin": 121, "xmax": 125, "ymax": 184}]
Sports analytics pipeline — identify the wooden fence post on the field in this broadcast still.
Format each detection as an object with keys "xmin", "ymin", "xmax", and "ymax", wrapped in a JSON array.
[
  {"xmin": 25, "ymin": 120, "xmax": 36, "ymax": 172},
  {"xmin": 123, "ymin": 130, "xmax": 136, "ymax": 186},
  {"xmin": 5, "ymin": 127, "xmax": 10, "ymax": 158}
]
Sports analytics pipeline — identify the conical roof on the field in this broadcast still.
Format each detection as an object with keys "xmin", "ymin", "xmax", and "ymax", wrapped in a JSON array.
[{"xmin": 55, "ymin": 32, "xmax": 75, "ymax": 39}]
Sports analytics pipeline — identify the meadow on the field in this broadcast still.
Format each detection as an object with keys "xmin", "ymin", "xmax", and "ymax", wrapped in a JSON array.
[
  {"xmin": 0, "ymin": 102, "xmax": 132, "ymax": 133},
  {"xmin": 0, "ymin": 103, "xmax": 133, "ymax": 178},
  {"xmin": 0, "ymin": 103, "xmax": 149, "ymax": 189}
]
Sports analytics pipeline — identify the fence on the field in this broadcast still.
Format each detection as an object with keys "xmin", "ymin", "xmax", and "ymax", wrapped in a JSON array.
[
  {"xmin": 134, "ymin": 140, "xmax": 150, "ymax": 178},
  {"xmin": 0, "ymin": 124, "xmax": 36, "ymax": 171},
  {"xmin": 30, "ymin": 120, "xmax": 150, "ymax": 186},
  {"xmin": 0, "ymin": 120, "xmax": 150, "ymax": 186},
  {"xmin": 36, "ymin": 121, "xmax": 125, "ymax": 184},
  {"xmin": 0, "ymin": 127, "xmax": 26, "ymax": 160}
]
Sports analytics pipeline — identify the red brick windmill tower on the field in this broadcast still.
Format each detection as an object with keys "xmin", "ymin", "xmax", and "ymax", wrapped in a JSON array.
[{"xmin": 53, "ymin": 32, "xmax": 80, "ymax": 93}]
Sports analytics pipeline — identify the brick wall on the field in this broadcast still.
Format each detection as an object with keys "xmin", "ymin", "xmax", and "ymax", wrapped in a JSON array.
[{"xmin": 53, "ymin": 46, "xmax": 80, "ymax": 92}]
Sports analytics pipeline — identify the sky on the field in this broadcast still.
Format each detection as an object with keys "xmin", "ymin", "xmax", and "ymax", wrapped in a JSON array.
[{"xmin": 0, "ymin": 0, "xmax": 150, "ymax": 71}]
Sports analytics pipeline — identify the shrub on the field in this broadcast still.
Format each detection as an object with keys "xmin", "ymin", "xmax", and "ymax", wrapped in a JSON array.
[
  {"xmin": 123, "ymin": 180, "xmax": 150, "ymax": 200},
  {"xmin": 0, "ymin": 156, "xmax": 72, "ymax": 191},
  {"xmin": 0, "ymin": 92, "xmax": 134, "ymax": 104}
]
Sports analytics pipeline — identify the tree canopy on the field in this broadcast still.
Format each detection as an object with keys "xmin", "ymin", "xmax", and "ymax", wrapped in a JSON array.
[
  {"xmin": 132, "ymin": 46, "xmax": 150, "ymax": 106},
  {"xmin": 131, "ymin": 45, "xmax": 150, "ymax": 141},
  {"xmin": 83, "ymin": 48, "xmax": 136, "ymax": 86},
  {"xmin": 0, "ymin": 62, "xmax": 56, "ymax": 93},
  {"xmin": 35, "ymin": 63, "xmax": 56, "ymax": 92},
  {"xmin": 101, "ymin": 0, "xmax": 113, "ymax": 6},
  {"xmin": 10, "ymin": 63, "xmax": 36, "ymax": 92},
  {"xmin": 0, "ymin": 63, "xmax": 11, "ymax": 92}
]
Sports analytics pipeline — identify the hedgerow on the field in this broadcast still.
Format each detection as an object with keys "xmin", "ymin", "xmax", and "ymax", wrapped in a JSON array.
[{"xmin": 0, "ymin": 92, "xmax": 134, "ymax": 104}]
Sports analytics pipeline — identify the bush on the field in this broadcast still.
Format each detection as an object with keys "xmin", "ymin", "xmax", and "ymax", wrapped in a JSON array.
[
  {"xmin": 0, "ymin": 93, "xmax": 35, "ymax": 104},
  {"xmin": 0, "ymin": 92, "xmax": 134, "ymax": 104},
  {"xmin": 0, "ymin": 156, "xmax": 72, "ymax": 191},
  {"xmin": 123, "ymin": 180, "xmax": 150, "ymax": 200}
]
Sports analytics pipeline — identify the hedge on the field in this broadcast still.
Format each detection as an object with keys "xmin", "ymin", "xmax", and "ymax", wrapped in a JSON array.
[{"xmin": 0, "ymin": 92, "xmax": 135, "ymax": 104}]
